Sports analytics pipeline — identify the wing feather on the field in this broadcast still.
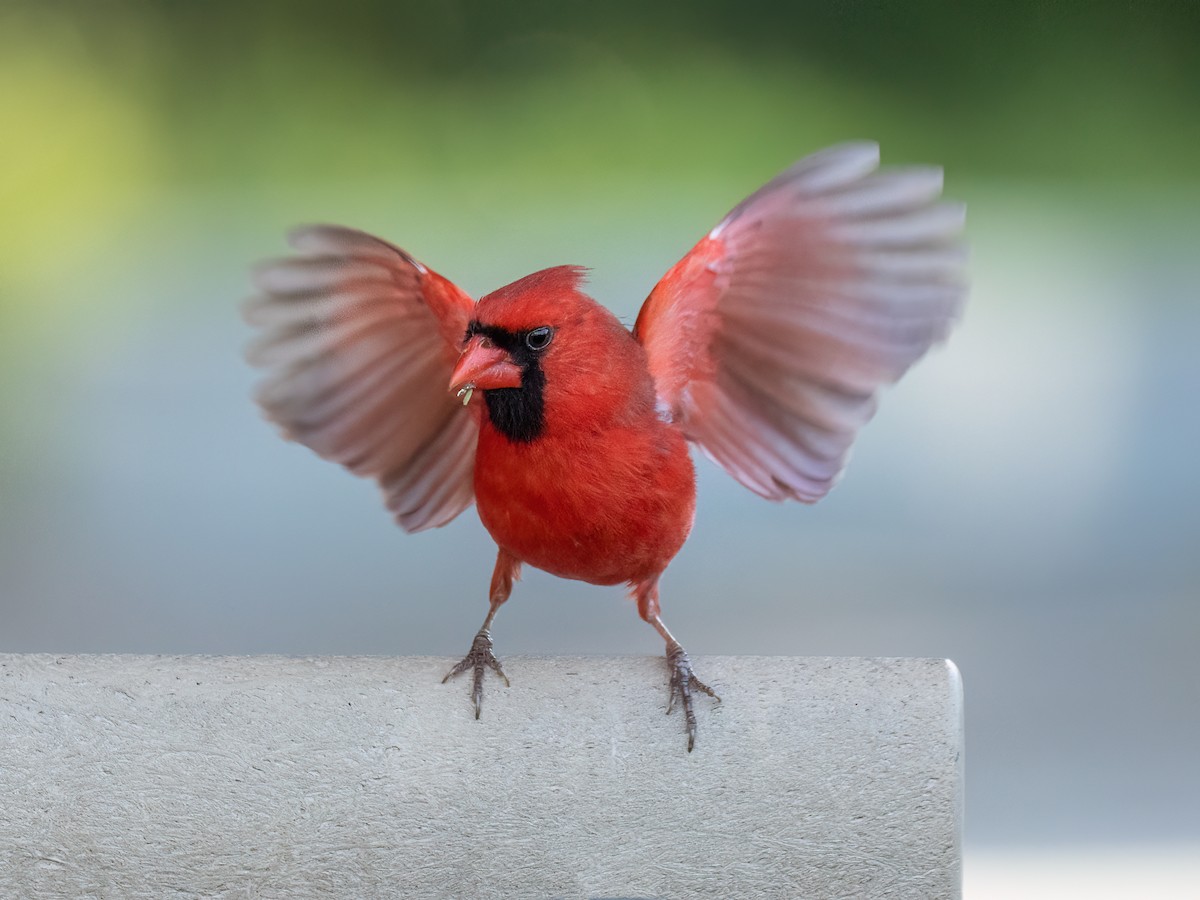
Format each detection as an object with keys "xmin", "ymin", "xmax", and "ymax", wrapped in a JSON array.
[
  {"xmin": 244, "ymin": 225, "xmax": 478, "ymax": 531},
  {"xmin": 635, "ymin": 142, "xmax": 966, "ymax": 502}
]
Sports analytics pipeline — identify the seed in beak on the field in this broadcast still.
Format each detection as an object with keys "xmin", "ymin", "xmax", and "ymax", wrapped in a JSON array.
[{"xmin": 457, "ymin": 384, "xmax": 475, "ymax": 406}]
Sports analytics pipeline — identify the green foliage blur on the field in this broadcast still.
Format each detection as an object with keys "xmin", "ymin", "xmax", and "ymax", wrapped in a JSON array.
[{"xmin": 1, "ymin": 0, "xmax": 1197, "ymax": 341}]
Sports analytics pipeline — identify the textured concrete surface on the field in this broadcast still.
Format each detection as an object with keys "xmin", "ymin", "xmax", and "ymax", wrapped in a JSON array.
[{"xmin": 0, "ymin": 654, "xmax": 962, "ymax": 899}]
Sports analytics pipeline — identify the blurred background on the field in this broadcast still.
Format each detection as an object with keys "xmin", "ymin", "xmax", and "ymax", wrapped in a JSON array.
[{"xmin": 2, "ymin": 1, "xmax": 1197, "ymax": 895}]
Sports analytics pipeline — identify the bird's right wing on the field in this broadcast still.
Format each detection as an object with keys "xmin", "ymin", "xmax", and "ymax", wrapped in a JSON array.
[{"xmin": 244, "ymin": 225, "xmax": 478, "ymax": 532}]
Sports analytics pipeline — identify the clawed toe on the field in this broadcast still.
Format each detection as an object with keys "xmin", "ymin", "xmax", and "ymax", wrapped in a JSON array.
[
  {"xmin": 665, "ymin": 641, "xmax": 720, "ymax": 752},
  {"xmin": 443, "ymin": 629, "xmax": 508, "ymax": 718}
]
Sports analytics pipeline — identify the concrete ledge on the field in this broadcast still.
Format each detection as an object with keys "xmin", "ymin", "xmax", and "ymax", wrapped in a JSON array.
[{"xmin": 0, "ymin": 654, "xmax": 963, "ymax": 899}]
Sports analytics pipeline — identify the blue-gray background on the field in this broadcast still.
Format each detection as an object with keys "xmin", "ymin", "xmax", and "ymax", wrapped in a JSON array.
[{"xmin": 2, "ymin": 0, "xmax": 1197, "ymax": 864}]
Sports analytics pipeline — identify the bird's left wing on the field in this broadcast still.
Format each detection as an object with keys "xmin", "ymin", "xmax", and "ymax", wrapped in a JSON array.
[
  {"xmin": 244, "ymin": 225, "xmax": 478, "ymax": 531},
  {"xmin": 634, "ymin": 142, "xmax": 967, "ymax": 502}
]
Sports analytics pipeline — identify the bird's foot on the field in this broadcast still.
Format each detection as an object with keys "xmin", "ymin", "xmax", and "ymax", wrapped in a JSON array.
[
  {"xmin": 442, "ymin": 629, "xmax": 509, "ymax": 719},
  {"xmin": 665, "ymin": 641, "xmax": 720, "ymax": 752}
]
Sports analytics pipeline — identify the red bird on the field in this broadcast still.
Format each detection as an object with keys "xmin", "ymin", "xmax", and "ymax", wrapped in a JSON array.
[{"xmin": 245, "ymin": 142, "xmax": 966, "ymax": 750}]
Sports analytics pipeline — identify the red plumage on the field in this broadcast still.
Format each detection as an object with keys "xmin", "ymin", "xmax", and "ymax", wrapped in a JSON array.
[
  {"xmin": 246, "ymin": 143, "xmax": 967, "ymax": 750},
  {"xmin": 471, "ymin": 267, "xmax": 695, "ymax": 588}
]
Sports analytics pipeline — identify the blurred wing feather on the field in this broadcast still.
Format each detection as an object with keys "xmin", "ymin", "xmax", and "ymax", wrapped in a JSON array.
[
  {"xmin": 245, "ymin": 225, "xmax": 478, "ymax": 531},
  {"xmin": 635, "ymin": 142, "xmax": 967, "ymax": 502}
]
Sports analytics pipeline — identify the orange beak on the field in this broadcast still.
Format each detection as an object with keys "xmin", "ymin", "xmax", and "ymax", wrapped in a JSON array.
[{"xmin": 449, "ymin": 335, "xmax": 523, "ymax": 399}]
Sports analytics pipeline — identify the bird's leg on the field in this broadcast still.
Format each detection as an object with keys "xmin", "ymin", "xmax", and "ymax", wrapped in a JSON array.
[
  {"xmin": 442, "ymin": 548, "xmax": 521, "ymax": 719},
  {"xmin": 635, "ymin": 577, "xmax": 720, "ymax": 752}
]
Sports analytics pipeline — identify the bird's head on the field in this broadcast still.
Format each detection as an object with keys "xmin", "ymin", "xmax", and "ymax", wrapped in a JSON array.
[{"xmin": 449, "ymin": 265, "xmax": 654, "ymax": 443}]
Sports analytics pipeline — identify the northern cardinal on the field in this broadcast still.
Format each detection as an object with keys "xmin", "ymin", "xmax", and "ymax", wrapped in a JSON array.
[{"xmin": 245, "ymin": 142, "xmax": 966, "ymax": 750}]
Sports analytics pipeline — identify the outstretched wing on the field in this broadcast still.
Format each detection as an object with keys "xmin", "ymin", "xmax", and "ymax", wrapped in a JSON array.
[
  {"xmin": 244, "ymin": 225, "xmax": 478, "ymax": 531},
  {"xmin": 634, "ymin": 142, "xmax": 967, "ymax": 503}
]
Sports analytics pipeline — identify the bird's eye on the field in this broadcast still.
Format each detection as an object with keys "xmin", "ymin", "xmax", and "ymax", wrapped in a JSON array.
[{"xmin": 525, "ymin": 327, "xmax": 554, "ymax": 351}]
